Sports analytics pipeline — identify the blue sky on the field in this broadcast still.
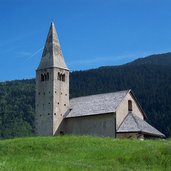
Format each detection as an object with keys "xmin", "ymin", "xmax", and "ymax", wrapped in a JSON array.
[{"xmin": 1, "ymin": 0, "xmax": 171, "ymax": 81}]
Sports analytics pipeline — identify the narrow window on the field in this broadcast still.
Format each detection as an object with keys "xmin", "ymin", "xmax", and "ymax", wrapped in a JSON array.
[
  {"xmin": 58, "ymin": 72, "xmax": 61, "ymax": 80},
  {"xmin": 58, "ymin": 72, "xmax": 65, "ymax": 81},
  {"xmin": 41, "ymin": 74, "xmax": 44, "ymax": 81},
  {"xmin": 47, "ymin": 72, "xmax": 49, "ymax": 80},
  {"xmin": 44, "ymin": 74, "xmax": 47, "ymax": 81},
  {"xmin": 62, "ymin": 74, "xmax": 65, "ymax": 82},
  {"xmin": 128, "ymin": 100, "xmax": 132, "ymax": 111}
]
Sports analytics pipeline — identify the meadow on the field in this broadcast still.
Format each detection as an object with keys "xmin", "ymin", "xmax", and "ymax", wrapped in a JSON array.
[{"xmin": 0, "ymin": 136, "xmax": 170, "ymax": 171}]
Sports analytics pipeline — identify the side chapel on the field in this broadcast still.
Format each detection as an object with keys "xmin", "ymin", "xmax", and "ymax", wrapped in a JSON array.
[{"xmin": 35, "ymin": 23, "xmax": 165, "ymax": 139}]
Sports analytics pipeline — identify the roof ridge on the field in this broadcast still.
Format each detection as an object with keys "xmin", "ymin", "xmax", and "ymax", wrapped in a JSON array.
[
  {"xmin": 70, "ymin": 90, "xmax": 130, "ymax": 100},
  {"xmin": 132, "ymin": 114, "xmax": 165, "ymax": 137},
  {"xmin": 117, "ymin": 112, "xmax": 130, "ymax": 130},
  {"xmin": 131, "ymin": 113, "xmax": 141, "ymax": 131},
  {"xmin": 115, "ymin": 90, "xmax": 131, "ymax": 112},
  {"xmin": 129, "ymin": 90, "xmax": 147, "ymax": 119}
]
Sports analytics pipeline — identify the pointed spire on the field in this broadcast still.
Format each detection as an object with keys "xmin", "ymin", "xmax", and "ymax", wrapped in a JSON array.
[{"xmin": 38, "ymin": 22, "xmax": 68, "ymax": 70}]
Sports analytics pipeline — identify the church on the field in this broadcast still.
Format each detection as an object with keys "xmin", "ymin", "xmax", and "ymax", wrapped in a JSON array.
[{"xmin": 35, "ymin": 22, "xmax": 165, "ymax": 139}]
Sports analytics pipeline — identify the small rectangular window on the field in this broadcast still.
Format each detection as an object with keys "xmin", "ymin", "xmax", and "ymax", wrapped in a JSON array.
[{"xmin": 128, "ymin": 100, "xmax": 132, "ymax": 111}]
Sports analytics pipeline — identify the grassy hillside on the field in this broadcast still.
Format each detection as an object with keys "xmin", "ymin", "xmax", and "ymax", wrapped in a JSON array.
[{"xmin": 0, "ymin": 136, "xmax": 171, "ymax": 171}]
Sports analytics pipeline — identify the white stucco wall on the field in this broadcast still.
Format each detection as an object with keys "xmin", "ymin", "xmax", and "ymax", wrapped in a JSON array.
[{"xmin": 65, "ymin": 113, "xmax": 116, "ymax": 137}]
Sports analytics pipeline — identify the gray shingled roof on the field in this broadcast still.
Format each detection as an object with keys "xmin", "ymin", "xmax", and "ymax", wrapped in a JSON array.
[
  {"xmin": 65, "ymin": 90, "xmax": 129, "ymax": 118},
  {"xmin": 117, "ymin": 113, "xmax": 165, "ymax": 137}
]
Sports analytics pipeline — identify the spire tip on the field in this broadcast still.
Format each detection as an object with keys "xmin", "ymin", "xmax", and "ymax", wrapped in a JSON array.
[{"xmin": 51, "ymin": 21, "xmax": 54, "ymax": 26}]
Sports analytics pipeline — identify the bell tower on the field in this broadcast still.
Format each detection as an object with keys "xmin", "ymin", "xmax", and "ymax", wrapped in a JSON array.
[{"xmin": 35, "ymin": 22, "xmax": 69, "ymax": 135}]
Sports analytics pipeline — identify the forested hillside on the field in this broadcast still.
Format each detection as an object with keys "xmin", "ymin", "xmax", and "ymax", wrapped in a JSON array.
[
  {"xmin": 128, "ymin": 52, "xmax": 171, "ymax": 66},
  {"xmin": 0, "ymin": 79, "xmax": 35, "ymax": 138},
  {"xmin": 0, "ymin": 53, "xmax": 171, "ymax": 139}
]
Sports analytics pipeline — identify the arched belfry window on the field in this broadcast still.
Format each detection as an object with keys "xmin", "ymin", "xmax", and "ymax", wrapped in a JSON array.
[
  {"xmin": 62, "ymin": 74, "xmax": 65, "ymax": 82},
  {"xmin": 58, "ymin": 72, "xmax": 65, "ymax": 82},
  {"xmin": 46, "ymin": 72, "xmax": 49, "ymax": 80},
  {"xmin": 128, "ymin": 100, "xmax": 132, "ymax": 111},
  {"xmin": 41, "ymin": 74, "xmax": 45, "ymax": 81},
  {"xmin": 58, "ymin": 72, "xmax": 61, "ymax": 80},
  {"xmin": 41, "ymin": 72, "xmax": 49, "ymax": 82}
]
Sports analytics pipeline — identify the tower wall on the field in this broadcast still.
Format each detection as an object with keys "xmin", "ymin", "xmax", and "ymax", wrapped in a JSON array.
[
  {"xmin": 53, "ymin": 68, "xmax": 69, "ymax": 134},
  {"xmin": 35, "ymin": 67, "xmax": 69, "ymax": 136},
  {"xmin": 35, "ymin": 68, "xmax": 53, "ymax": 135}
]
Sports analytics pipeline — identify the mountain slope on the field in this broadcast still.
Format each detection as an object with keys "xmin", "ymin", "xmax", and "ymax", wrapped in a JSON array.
[
  {"xmin": 0, "ymin": 52, "xmax": 171, "ymax": 138},
  {"xmin": 128, "ymin": 52, "xmax": 171, "ymax": 66}
]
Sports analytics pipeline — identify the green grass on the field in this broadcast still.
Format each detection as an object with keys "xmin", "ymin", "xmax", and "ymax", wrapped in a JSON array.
[{"xmin": 0, "ymin": 136, "xmax": 171, "ymax": 171}]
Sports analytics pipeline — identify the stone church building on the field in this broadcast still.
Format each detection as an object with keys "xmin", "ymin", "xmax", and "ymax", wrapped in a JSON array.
[{"xmin": 35, "ymin": 23, "xmax": 165, "ymax": 139}]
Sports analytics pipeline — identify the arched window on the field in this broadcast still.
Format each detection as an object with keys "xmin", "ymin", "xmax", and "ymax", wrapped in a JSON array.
[
  {"xmin": 58, "ymin": 72, "xmax": 61, "ymax": 80},
  {"xmin": 62, "ymin": 74, "xmax": 65, "ymax": 82},
  {"xmin": 41, "ymin": 74, "xmax": 44, "ymax": 81},
  {"xmin": 128, "ymin": 100, "xmax": 132, "ymax": 111},
  {"xmin": 58, "ymin": 72, "xmax": 65, "ymax": 82},
  {"xmin": 41, "ymin": 72, "xmax": 49, "ymax": 82}
]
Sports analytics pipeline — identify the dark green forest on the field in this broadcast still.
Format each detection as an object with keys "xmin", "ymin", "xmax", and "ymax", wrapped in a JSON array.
[{"xmin": 0, "ymin": 53, "xmax": 171, "ymax": 139}]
